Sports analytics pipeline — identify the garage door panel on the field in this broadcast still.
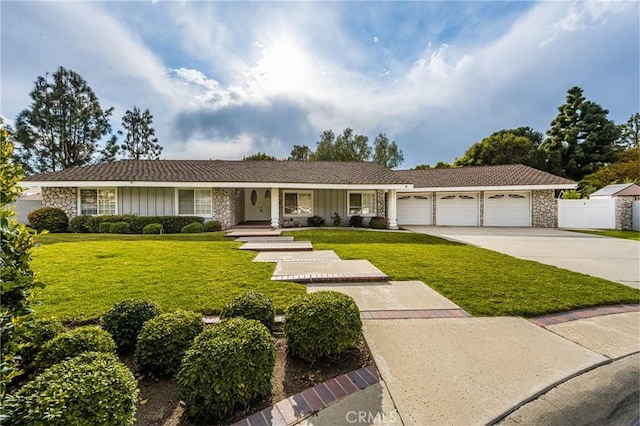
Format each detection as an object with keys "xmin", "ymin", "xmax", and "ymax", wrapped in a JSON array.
[
  {"xmin": 437, "ymin": 193, "xmax": 479, "ymax": 226},
  {"xmin": 484, "ymin": 192, "xmax": 531, "ymax": 227},
  {"xmin": 397, "ymin": 193, "xmax": 432, "ymax": 225}
]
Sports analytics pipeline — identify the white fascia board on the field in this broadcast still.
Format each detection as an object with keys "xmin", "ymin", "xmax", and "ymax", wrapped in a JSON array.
[
  {"xmin": 24, "ymin": 180, "xmax": 413, "ymax": 190},
  {"xmin": 399, "ymin": 184, "xmax": 577, "ymax": 192}
]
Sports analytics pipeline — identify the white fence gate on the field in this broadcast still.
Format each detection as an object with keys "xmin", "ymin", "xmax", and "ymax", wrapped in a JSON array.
[{"xmin": 558, "ymin": 199, "xmax": 616, "ymax": 229}]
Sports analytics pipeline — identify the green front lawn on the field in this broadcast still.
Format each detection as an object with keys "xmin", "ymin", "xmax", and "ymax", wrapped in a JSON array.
[
  {"xmin": 31, "ymin": 229, "xmax": 639, "ymax": 322},
  {"xmin": 569, "ymin": 229, "xmax": 640, "ymax": 241},
  {"xmin": 285, "ymin": 230, "xmax": 640, "ymax": 317},
  {"xmin": 32, "ymin": 233, "xmax": 305, "ymax": 321}
]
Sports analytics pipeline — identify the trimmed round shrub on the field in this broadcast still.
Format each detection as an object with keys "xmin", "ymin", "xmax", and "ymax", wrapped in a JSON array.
[
  {"xmin": 101, "ymin": 299, "xmax": 161, "ymax": 354},
  {"xmin": 35, "ymin": 326, "xmax": 116, "ymax": 371},
  {"xmin": 284, "ymin": 291, "xmax": 362, "ymax": 362},
  {"xmin": 370, "ymin": 216, "xmax": 387, "ymax": 229},
  {"xmin": 109, "ymin": 221, "xmax": 130, "ymax": 234},
  {"xmin": 98, "ymin": 221, "xmax": 112, "ymax": 233},
  {"xmin": 19, "ymin": 318, "xmax": 66, "ymax": 373},
  {"xmin": 136, "ymin": 310, "xmax": 204, "ymax": 376},
  {"xmin": 306, "ymin": 215, "xmax": 325, "ymax": 227},
  {"xmin": 203, "ymin": 220, "xmax": 222, "ymax": 232},
  {"xmin": 181, "ymin": 222, "xmax": 204, "ymax": 233},
  {"xmin": 68, "ymin": 215, "xmax": 99, "ymax": 233},
  {"xmin": 27, "ymin": 207, "xmax": 68, "ymax": 233},
  {"xmin": 178, "ymin": 318, "xmax": 275, "ymax": 424},
  {"xmin": 220, "ymin": 292, "xmax": 275, "ymax": 332},
  {"xmin": 142, "ymin": 223, "xmax": 163, "ymax": 234},
  {"xmin": 13, "ymin": 352, "xmax": 139, "ymax": 426},
  {"xmin": 349, "ymin": 215, "xmax": 364, "ymax": 227}
]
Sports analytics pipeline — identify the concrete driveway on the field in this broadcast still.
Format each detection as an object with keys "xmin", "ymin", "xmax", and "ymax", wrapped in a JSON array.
[{"xmin": 405, "ymin": 226, "xmax": 640, "ymax": 289}]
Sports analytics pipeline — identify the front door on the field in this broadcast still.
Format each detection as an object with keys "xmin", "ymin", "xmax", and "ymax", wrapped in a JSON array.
[{"xmin": 245, "ymin": 189, "xmax": 272, "ymax": 221}]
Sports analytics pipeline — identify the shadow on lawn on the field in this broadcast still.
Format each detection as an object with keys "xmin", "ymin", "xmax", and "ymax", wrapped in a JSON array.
[{"xmin": 283, "ymin": 229, "xmax": 463, "ymax": 246}]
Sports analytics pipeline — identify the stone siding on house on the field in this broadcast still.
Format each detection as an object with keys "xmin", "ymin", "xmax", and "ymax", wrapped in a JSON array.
[
  {"xmin": 376, "ymin": 190, "xmax": 386, "ymax": 219},
  {"xmin": 615, "ymin": 197, "xmax": 634, "ymax": 230},
  {"xmin": 41, "ymin": 187, "xmax": 77, "ymax": 219},
  {"xmin": 211, "ymin": 188, "xmax": 235, "ymax": 230},
  {"xmin": 531, "ymin": 190, "xmax": 557, "ymax": 228}
]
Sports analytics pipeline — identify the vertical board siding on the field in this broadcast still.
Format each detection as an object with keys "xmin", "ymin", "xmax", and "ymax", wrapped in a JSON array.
[
  {"xmin": 313, "ymin": 189, "xmax": 347, "ymax": 224},
  {"xmin": 119, "ymin": 187, "xmax": 174, "ymax": 216}
]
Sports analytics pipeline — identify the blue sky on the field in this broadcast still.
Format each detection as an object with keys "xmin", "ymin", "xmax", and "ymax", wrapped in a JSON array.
[{"xmin": 1, "ymin": 1, "xmax": 638, "ymax": 168}]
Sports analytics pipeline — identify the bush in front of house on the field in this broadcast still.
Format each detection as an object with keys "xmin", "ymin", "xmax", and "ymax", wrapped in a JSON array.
[
  {"xmin": 67, "ymin": 215, "xmax": 205, "ymax": 234},
  {"xmin": 349, "ymin": 215, "xmax": 364, "ymax": 227},
  {"xmin": 370, "ymin": 216, "xmax": 387, "ymax": 229},
  {"xmin": 136, "ymin": 310, "xmax": 204, "ymax": 376},
  {"xmin": 109, "ymin": 221, "xmax": 130, "ymax": 234},
  {"xmin": 331, "ymin": 212, "xmax": 343, "ymax": 226},
  {"xmin": 142, "ymin": 223, "xmax": 163, "ymax": 234},
  {"xmin": 203, "ymin": 220, "xmax": 222, "ymax": 232},
  {"xmin": 98, "ymin": 222, "xmax": 112, "ymax": 233},
  {"xmin": 307, "ymin": 215, "xmax": 325, "ymax": 227},
  {"xmin": 18, "ymin": 317, "xmax": 66, "ymax": 375},
  {"xmin": 181, "ymin": 222, "xmax": 204, "ymax": 233},
  {"xmin": 284, "ymin": 291, "xmax": 362, "ymax": 362},
  {"xmin": 27, "ymin": 207, "xmax": 68, "ymax": 233},
  {"xmin": 101, "ymin": 299, "xmax": 161, "ymax": 354},
  {"xmin": 178, "ymin": 318, "xmax": 275, "ymax": 424},
  {"xmin": 68, "ymin": 215, "xmax": 100, "ymax": 233},
  {"xmin": 220, "ymin": 292, "xmax": 275, "ymax": 332},
  {"xmin": 12, "ymin": 352, "xmax": 138, "ymax": 426},
  {"xmin": 35, "ymin": 326, "xmax": 116, "ymax": 372}
]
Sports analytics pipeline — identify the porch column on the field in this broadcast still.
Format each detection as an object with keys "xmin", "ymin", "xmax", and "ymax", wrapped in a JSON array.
[
  {"xmin": 270, "ymin": 188, "xmax": 280, "ymax": 229},
  {"xmin": 388, "ymin": 189, "xmax": 398, "ymax": 230}
]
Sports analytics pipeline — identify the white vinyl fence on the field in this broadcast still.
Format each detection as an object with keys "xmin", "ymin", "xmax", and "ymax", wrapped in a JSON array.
[
  {"xmin": 633, "ymin": 200, "xmax": 640, "ymax": 231},
  {"xmin": 558, "ymin": 199, "xmax": 616, "ymax": 229}
]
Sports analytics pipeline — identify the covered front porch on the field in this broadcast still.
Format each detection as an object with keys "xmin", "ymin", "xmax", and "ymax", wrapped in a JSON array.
[{"xmin": 235, "ymin": 187, "xmax": 400, "ymax": 230}]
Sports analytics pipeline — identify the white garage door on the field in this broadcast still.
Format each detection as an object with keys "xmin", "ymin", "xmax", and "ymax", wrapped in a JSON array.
[
  {"xmin": 484, "ymin": 192, "xmax": 531, "ymax": 227},
  {"xmin": 436, "ymin": 193, "xmax": 479, "ymax": 226},
  {"xmin": 397, "ymin": 193, "xmax": 432, "ymax": 225}
]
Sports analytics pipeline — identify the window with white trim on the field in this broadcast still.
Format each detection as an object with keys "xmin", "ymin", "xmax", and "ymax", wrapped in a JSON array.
[
  {"xmin": 283, "ymin": 191, "xmax": 312, "ymax": 216},
  {"xmin": 178, "ymin": 189, "xmax": 212, "ymax": 215},
  {"xmin": 348, "ymin": 191, "xmax": 376, "ymax": 216},
  {"xmin": 80, "ymin": 189, "xmax": 116, "ymax": 215}
]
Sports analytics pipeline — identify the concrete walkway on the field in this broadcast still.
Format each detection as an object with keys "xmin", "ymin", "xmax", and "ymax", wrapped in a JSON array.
[
  {"xmin": 233, "ymin": 228, "xmax": 640, "ymax": 425},
  {"xmin": 405, "ymin": 226, "xmax": 640, "ymax": 289}
]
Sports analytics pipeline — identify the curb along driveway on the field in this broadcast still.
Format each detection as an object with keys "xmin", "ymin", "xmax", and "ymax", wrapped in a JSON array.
[{"xmin": 405, "ymin": 226, "xmax": 640, "ymax": 289}]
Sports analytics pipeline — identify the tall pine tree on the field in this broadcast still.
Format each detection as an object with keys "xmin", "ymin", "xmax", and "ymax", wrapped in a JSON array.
[
  {"xmin": 119, "ymin": 107, "xmax": 163, "ymax": 160},
  {"xmin": 542, "ymin": 86, "xmax": 619, "ymax": 180},
  {"xmin": 14, "ymin": 67, "xmax": 114, "ymax": 174}
]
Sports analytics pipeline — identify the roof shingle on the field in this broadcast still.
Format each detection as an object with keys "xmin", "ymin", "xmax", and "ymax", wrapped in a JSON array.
[
  {"xmin": 23, "ymin": 160, "xmax": 410, "ymax": 185},
  {"xmin": 394, "ymin": 164, "xmax": 575, "ymax": 188}
]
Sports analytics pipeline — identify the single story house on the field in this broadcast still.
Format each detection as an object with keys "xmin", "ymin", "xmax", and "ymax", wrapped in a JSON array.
[{"xmin": 22, "ymin": 161, "xmax": 575, "ymax": 229}]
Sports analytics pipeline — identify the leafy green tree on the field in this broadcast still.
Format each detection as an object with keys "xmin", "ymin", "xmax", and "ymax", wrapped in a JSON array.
[
  {"xmin": 1, "ymin": 125, "xmax": 44, "ymax": 418},
  {"xmin": 333, "ymin": 128, "xmax": 371, "ymax": 162},
  {"xmin": 618, "ymin": 112, "xmax": 640, "ymax": 148},
  {"xmin": 542, "ymin": 86, "xmax": 620, "ymax": 180},
  {"xmin": 413, "ymin": 164, "xmax": 431, "ymax": 170},
  {"xmin": 454, "ymin": 127, "xmax": 543, "ymax": 167},
  {"xmin": 14, "ymin": 66, "xmax": 115, "ymax": 174},
  {"xmin": 580, "ymin": 147, "xmax": 640, "ymax": 190},
  {"xmin": 288, "ymin": 145, "xmax": 311, "ymax": 161},
  {"xmin": 434, "ymin": 161, "xmax": 452, "ymax": 169},
  {"xmin": 311, "ymin": 130, "xmax": 337, "ymax": 161},
  {"xmin": 119, "ymin": 107, "xmax": 162, "ymax": 160},
  {"xmin": 242, "ymin": 152, "xmax": 278, "ymax": 161},
  {"xmin": 373, "ymin": 133, "xmax": 404, "ymax": 169}
]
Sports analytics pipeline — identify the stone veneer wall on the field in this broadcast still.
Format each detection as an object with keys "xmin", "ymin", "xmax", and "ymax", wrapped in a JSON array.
[
  {"xmin": 211, "ymin": 188, "xmax": 235, "ymax": 230},
  {"xmin": 376, "ymin": 190, "xmax": 386, "ymax": 219},
  {"xmin": 41, "ymin": 187, "xmax": 77, "ymax": 218},
  {"xmin": 531, "ymin": 190, "xmax": 557, "ymax": 228},
  {"xmin": 479, "ymin": 191, "xmax": 485, "ymax": 226},
  {"xmin": 615, "ymin": 197, "xmax": 634, "ymax": 230}
]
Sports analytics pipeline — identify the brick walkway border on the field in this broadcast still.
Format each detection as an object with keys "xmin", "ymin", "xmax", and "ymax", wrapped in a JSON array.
[
  {"xmin": 361, "ymin": 308, "xmax": 471, "ymax": 320},
  {"xmin": 232, "ymin": 365, "xmax": 380, "ymax": 426},
  {"xmin": 530, "ymin": 304, "xmax": 639, "ymax": 327}
]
